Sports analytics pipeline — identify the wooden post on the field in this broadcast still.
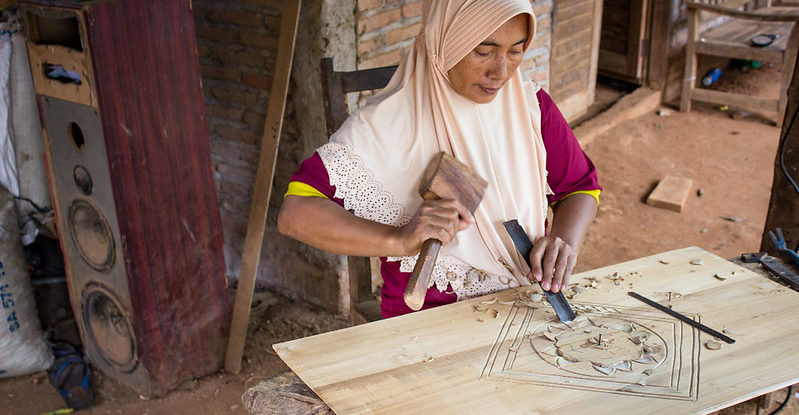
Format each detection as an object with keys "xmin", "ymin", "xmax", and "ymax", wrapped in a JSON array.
[
  {"xmin": 646, "ymin": 0, "xmax": 672, "ymax": 91},
  {"xmin": 760, "ymin": 52, "xmax": 799, "ymax": 259},
  {"xmin": 680, "ymin": 7, "xmax": 700, "ymax": 112},
  {"xmin": 224, "ymin": 0, "xmax": 302, "ymax": 374}
]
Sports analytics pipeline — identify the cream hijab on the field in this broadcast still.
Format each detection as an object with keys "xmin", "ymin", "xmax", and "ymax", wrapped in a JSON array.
[{"xmin": 317, "ymin": 0, "xmax": 549, "ymax": 298}]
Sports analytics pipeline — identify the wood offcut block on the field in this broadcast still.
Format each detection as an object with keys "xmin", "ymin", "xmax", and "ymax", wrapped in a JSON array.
[{"xmin": 646, "ymin": 175, "xmax": 693, "ymax": 212}]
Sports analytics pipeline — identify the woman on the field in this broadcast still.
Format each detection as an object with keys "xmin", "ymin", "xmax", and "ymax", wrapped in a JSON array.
[{"xmin": 278, "ymin": 0, "xmax": 600, "ymax": 318}]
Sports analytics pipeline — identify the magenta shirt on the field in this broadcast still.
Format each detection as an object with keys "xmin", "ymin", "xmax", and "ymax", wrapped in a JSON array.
[{"xmin": 288, "ymin": 89, "xmax": 601, "ymax": 318}]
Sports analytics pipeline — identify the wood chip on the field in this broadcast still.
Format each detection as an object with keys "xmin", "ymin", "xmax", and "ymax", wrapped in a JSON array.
[
  {"xmin": 658, "ymin": 259, "xmax": 670, "ymax": 265},
  {"xmin": 705, "ymin": 340, "xmax": 723, "ymax": 350},
  {"xmin": 714, "ymin": 273, "xmax": 727, "ymax": 281},
  {"xmin": 690, "ymin": 258, "xmax": 704, "ymax": 265},
  {"xmin": 481, "ymin": 297, "xmax": 497, "ymax": 305},
  {"xmin": 530, "ymin": 293, "xmax": 543, "ymax": 302}
]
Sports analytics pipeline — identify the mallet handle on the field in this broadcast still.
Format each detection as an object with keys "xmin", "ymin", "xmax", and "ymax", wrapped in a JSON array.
[{"xmin": 403, "ymin": 238, "xmax": 442, "ymax": 311}]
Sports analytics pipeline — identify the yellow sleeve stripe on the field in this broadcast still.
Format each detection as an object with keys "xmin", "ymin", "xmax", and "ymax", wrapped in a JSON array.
[
  {"xmin": 284, "ymin": 181, "xmax": 330, "ymax": 199},
  {"xmin": 550, "ymin": 189, "xmax": 600, "ymax": 206}
]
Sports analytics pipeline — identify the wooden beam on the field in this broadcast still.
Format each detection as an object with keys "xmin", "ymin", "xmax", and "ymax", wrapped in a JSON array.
[
  {"xmin": 691, "ymin": 88, "xmax": 779, "ymax": 115},
  {"xmin": 646, "ymin": 0, "xmax": 672, "ymax": 90},
  {"xmin": 224, "ymin": 0, "xmax": 302, "ymax": 374}
]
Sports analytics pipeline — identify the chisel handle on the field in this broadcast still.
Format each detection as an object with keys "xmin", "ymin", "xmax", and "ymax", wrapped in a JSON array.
[{"xmin": 404, "ymin": 238, "xmax": 442, "ymax": 311}]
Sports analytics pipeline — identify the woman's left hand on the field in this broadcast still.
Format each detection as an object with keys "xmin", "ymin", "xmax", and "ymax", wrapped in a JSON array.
[
  {"xmin": 527, "ymin": 235, "xmax": 577, "ymax": 293},
  {"xmin": 525, "ymin": 192, "xmax": 598, "ymax": 294}
]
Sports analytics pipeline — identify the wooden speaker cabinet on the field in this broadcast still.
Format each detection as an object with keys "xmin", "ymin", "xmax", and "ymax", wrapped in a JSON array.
[{"xmin": 20, "ymin": 0, "xmax": 231, "ymax": 397}]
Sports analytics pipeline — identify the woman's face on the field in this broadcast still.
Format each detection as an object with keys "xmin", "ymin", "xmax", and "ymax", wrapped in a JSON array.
[{"xmin": 447, "ymin": 14, "xmax": 529, "ymax": 104}]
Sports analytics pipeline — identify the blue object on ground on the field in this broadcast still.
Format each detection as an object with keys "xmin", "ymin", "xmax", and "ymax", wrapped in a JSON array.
[{"xmin": 702, "ymin": 68, "xmax": 722, "ymax": 86}]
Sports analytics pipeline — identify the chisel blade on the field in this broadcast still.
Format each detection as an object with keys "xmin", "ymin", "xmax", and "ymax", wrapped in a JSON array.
[{"xmin": 503, "ymin": 220, "xmax": 576, "ymax": 322}]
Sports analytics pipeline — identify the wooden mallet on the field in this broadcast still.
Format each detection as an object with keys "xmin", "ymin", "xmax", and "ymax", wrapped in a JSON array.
[{"xmin": 403, "ymin": 152, "xmax": 488, "ymax": 311}]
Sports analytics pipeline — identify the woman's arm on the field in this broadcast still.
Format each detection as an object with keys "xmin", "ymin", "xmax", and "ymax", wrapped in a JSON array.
[
  {"xmin": 278, "ymin": 194, "xmax": 474, "ymax": 257},
  {"xmin": 528, "ymin": 193, "xmax": 598, "ymax": 293}
]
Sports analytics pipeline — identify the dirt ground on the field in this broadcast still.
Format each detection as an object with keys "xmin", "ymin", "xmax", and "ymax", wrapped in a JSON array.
[{"xmin": 2, "ymin": 63, "xmax": 798, "ymax": 414}]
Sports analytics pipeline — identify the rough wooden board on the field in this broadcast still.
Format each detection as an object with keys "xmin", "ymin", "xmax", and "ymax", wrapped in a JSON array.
[
  {"xmin": 274, "ymin": 247, "xmax": 799, "ymax": 415},
  {"xmin": 646, "ymin": 176, "xmax": 694, "ymax": 212}
]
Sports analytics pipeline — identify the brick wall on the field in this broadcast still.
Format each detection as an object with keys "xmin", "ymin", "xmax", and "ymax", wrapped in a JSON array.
[
  {"xmin": 356, "ymin": 0, "xmax": 553, "ymax": 85},
  {"xmin": 193, "ymin": 0, "xmax": 282, "ymax": 274}
]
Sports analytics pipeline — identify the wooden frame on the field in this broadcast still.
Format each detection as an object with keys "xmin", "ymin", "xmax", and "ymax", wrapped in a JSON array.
[{"xmin": 679, "ymin": 0, "xmax": 799, "ymax": 126}]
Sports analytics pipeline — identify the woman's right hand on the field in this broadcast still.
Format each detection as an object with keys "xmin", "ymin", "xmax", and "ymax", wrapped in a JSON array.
[{"xmin": 393, "ymin": 198, "xmax": 475, "ymax": 256}]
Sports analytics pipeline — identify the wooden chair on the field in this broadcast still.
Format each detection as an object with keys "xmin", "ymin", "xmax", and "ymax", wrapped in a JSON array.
[
  {"xmin": 679, "ymin": 0, "xmax": 799, "ymax": 126},
  {"xmin": 320, "ymin": 57, "xmax": 397, "ymax": 321}
]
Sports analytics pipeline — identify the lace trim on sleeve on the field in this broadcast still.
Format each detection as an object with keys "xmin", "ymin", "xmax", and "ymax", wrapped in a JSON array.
[{"xmin": 316, "ymin": 142, "xmax": 412, "ymax": 226}]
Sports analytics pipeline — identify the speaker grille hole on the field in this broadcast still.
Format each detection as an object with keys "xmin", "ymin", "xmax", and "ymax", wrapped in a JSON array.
[
  {"xmin": 73, "ymin": 165, "xmax": 93, "ymax": 195},
  {"xmin": 68, "ymin": 199, "xmax": 115, "ymax": 272},
  {"xmin": 82, "ymin": 284, "xmax": 138, "ymax": 373},
  {"xmin": 68, "ymin": 122, "xmax": 85, "ymax": 151}
]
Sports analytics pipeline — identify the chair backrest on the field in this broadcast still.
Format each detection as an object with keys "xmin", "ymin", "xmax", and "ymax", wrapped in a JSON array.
[{"xmin": 320, "ymin": 57, "xmax": 398, "ymax": 136}]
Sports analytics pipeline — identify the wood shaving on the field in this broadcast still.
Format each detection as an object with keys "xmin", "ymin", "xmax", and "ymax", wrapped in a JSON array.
[
  {"xmin": 423, "ymin": 356, "xmax": 434, "ymax": 362},
  {"xmin": 481, "ymin": 297, "xmax": 497, "ymax": 305},
  {"xmin": 489, "ymin": 309, "xmax": 499, "ymax": 319},
  {"xmin": 658, "ymin": 259, "xmax": 670, "ymax": 265},
  {"xmin": 713, "ymin": 273, "xmax": 727, "ymax": 281},
  {"xmin": 722, "ymin": 329, "xmax": 736, "ymax": 335},
  {"xmin": 530, "ymin": 293, "xmax": 543, "ymax": 302},
  {"xmin": 499, "ymin": 300, "xmax": 516, "ymax": 305},
  {"xmin": 704, "ymin": 340, "xmax": 722, "ymax": 350},
  {"xmin": 643, "ymin": 369, "xmax": 654, "ymax": 376},
  {"xmin": 690, "ymin": 258, "xmax": 704, "ymax": 265}
]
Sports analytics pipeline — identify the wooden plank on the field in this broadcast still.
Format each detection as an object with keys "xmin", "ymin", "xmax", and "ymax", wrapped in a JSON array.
[
  {"xmin": 224, "ymin": 0, "xmax": 302, "ymax": 374},
  {"xmin": 691, "ymin": 88, "xmax": 779, "ymax": 114},
  {"xmin": 646, "ymin": 175, "xmax": 694, "ymax": 212},
  {"xmin": 275, "ymin": 247, "xmax": 799, "ymax": 414},
  {"xmin": 695, "ymin": 41, "xmax": 784, "ymax": 63}
]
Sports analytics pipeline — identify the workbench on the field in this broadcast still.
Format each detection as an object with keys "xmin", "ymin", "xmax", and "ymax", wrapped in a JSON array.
[{"xmin": 264, "ymin": 247, "xmax": 799, "ymax": 414}]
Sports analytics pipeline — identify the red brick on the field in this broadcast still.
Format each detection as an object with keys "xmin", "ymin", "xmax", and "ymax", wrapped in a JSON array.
[
  {"xmin": 402, "ymin": 1, "xmax": 423, "ymax": 18},
  {"xmin": 195, "ymin": 25, "xmax": 238, "ymax": 43},
  {"xmin": 358, "ymin": 36, "xmax": 383, "ymax": 55},
  {"xmin": 386, "ymin": 22, "xmax": 421, "ymax": 45},
  {"xmin": 211, "ymin": 86, "xmax": 261, "ymax": 107},
  {"xmin": 357, "ymin": 9, "xmax": 402, "ymax": 35},
  {"xmin": 243, "ymin": 0, "xmax": 282, "ymax": 12},
  {"xmin": 240, "ymin": 32, "xmax": 279, "ymax": 50},
  {"xmin": 243, "ymin": 110, "xmax": 266, "ymax": 128},
  {"xmin": 215, "ymin": 124, "xmax": 262, "ymax": 146},
  {"xmin": 242, "ymin": 71, "xmax": 272, "ymax": 90},
  {"xmin": 210, "ymin": 47, "xmax": 266, "ymax": 68},
  {"xmin": 359, "ymin": 49, "xmax": 402, "ymax": 69},
  {"xmin": 358, "ymin": 0, "xmax": 381, "ymax": 12},
  {"xmin": 206, "ymin": 9, "xmax": 263, "ymax": 27},
  {"xmin": 217, "ymin": 162, "xmax": 256, "ymax": 185},
  {"xmin": 196, "ymin": 43, "xmax": 209, "ymax": 58},
  {"xmin": 200, "ymin": 65, "xmax": 241, "ymax": 82},
  {"xmin": 206, "ymin": 103, "xmax": 244, "ymax": 121},
  {"xmin": 265, "ymin": 15, "xmax": 282, "ymax": 33}
]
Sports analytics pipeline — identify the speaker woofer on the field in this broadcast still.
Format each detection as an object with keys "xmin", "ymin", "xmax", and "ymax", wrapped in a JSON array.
[
  {"xmin": 68, "ymin": 199, "xmax": 115, "ymax": 272},
  {"xmin": 82, "ymin": 283, "xmax": 138, "ymax": 373}
]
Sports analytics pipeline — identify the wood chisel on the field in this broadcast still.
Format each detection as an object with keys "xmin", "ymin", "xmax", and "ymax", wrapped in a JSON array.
[{"xmin": 503, "ymin": 220, "xmax": 576, "ymax": 322}]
